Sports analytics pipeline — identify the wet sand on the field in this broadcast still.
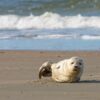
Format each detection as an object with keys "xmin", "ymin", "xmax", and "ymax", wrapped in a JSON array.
[{"xmin": 0, "ymin": 51, "xmax": 100, "ymax": 100}]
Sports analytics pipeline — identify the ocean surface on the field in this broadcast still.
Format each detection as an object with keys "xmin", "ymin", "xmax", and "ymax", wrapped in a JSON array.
[{"xmin": 0, "ymin": 0, "xmax": 100, "ymax": 50}]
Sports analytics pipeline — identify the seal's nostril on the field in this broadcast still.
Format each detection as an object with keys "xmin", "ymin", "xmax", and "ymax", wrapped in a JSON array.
[{"xmin": 74, "ymin": 66, "xmax": 78, "ymax": 68}]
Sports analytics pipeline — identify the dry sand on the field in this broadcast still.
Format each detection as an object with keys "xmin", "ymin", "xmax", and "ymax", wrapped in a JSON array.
[{"xmin": 0, "ymin": 51, "xmax": 100, "ymax": 100}]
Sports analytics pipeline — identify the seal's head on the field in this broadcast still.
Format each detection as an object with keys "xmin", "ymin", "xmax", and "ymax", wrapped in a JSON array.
[{"xmin": 67, "ymin": 57, "xmax": 84, "ymax": 74}]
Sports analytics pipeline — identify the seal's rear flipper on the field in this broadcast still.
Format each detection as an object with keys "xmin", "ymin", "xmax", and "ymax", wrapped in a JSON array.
[{"xmin": 39, "ymin": 61, "xmax": 52, "ymax": 79}]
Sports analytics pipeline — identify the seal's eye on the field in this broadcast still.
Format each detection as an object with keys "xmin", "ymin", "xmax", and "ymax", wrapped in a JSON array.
[
  {"xmin": 71, "ymin": 62, "xmax": 74, "ymax": 64},
  {"xmin": 79, "ymin": 62, "xmax": 82, "ymax": 65}
]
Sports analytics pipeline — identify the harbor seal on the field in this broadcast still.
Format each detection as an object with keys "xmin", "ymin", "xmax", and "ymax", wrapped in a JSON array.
[{"xmin": 39, "ymin": 57, "xmax": 84, "ymax": 83}]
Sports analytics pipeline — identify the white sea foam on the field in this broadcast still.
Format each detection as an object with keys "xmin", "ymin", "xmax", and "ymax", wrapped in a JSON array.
[
  {"xmin": 0, "ymin": 33, "xmax": 100, "ymax": 40},
  {"xmin": 0, "ymin": 12, "xmax": 100, "ymax": 29},
  {"xmin": 81, "ymin": 35, "xmax": 100, "ymax": 40}
]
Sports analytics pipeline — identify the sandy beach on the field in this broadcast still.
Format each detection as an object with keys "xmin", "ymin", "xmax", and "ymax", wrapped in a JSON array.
[{"xmin": 0, "ymin": 51, "xmax": 100, "ymax": 100}]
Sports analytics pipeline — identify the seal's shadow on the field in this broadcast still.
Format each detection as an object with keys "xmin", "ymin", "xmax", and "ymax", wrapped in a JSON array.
[{"xmin": 80, "ymin": 80, "xmax": 100, "ymax": 83}]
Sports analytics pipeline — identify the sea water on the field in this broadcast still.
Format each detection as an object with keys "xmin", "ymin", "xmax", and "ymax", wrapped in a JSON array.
[{"xmin": 0, "ymin": 0, "xmax": 100, "ymax": 50}]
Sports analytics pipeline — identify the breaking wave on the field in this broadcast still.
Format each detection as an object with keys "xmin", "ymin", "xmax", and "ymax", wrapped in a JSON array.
[{"xmin": 0, "ymin": 12, "xmax": 100, "ymax": 29}]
